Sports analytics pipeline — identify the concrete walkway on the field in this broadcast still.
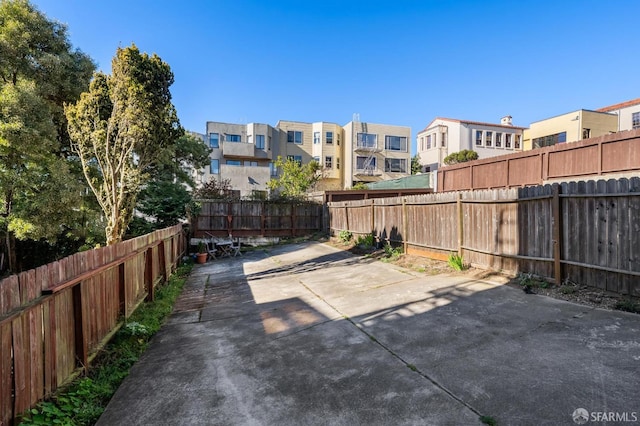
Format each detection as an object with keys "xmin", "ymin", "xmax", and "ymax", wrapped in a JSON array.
[{"xmin": 97, "ymin": 242, "xmax": 640, "ymax": 426}]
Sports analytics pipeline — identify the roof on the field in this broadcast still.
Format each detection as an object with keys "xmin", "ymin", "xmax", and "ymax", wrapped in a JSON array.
[
  {"xmin": 596, "ymin": 98, "xmax": 640, "ymax": 112},
  {"xmin": 418, "ymin": 117, "xmax": 528, "ymax": 134}
]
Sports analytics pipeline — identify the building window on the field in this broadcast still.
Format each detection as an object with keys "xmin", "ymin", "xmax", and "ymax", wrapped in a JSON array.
[
  {"xmin": 533, "ymin": 132, "xmax": 567, "ymax": 148},
  {"xmin": 244, "ymin": 161, "xmax": 258, "ymax": 167},
  {"xmin": 357, "ymin": 133, "xmax": 377, "ymax": 148},
  {"xmin": 633, "ymin": 112, "xmax": 640, "ymax": 129},
  {"xmin": 226, "ymin": 160, "xmax": 241, "ymax": 166},
  {"xmin": 210, "ymin": 159, "xmax": 219, "ymax": 174},
  {"xmin": 268, "ymin": 135, "xmax": 272, "ymax": 151},
  {"xmin": 385, "ymin": 158, "xmax": 407, "ymax": 173},
  {"xmin": 485, "ymin": 131, "xmax": 493, "ymax": 147},
  {"xmin": 495, "ymin": 132, "xmax": 502, "ymax": 147},
  {"xmin": 226, "ymin": 134, "xmax": 241, "ymax": 142},
  {"xmin": 505, "ymin": 134, "xmax": 512, "ymax": 148},
  {"xmin": 419, "ymin": 137, "xmax": 424, "ymax": 151},
  {"xmin": 256, "ymin": 134, "xmax": 265, "ymax": 149},
  {"xmin": 582, "ymin": 128, "xmax": 591, "ymax": 139},
  {"xmin": 385, "ymin": 135, "xmax": 407, "ymax": 151},
  {"xmin": 441, "ymin": 132, "xmax": 446, "ymax": 147},
  {"xmin": 313, "ymin": 132, "xmax": 320, "ymax": 144},
  {"xmin": 313, "ymin": 156, "xmax": 320, "ymax": 164},
  {"xmin": 426, "ymin": 135, "xmax": 431, "ymax": 149},
  {"xmin": 326, "ymin": 131, "xmax": 333, "ymax": 144},
  {"xmin": 337, "ymin": 157, "xmax": 340, "ymax": 169},
  {"xmin": 475, "ymin": 130, "xmax": 482, "ymax": 146},
  {"xmin": 515, "ymin": 135, "xmax": 521, "ymax": 149},
  {"xmin": 337, "ymin": 133, "xmax": 340, "ymax": 145},
  {"xmin": 270, "ymin": 162, "xmax": 278, "ymax": 176},
  {"xmin": 287, "ymin": 155, "xmax": 302, "ymax": 165},
  {"xmin": 209, "ymin": 133, "xmax": 219, "ymax": 148},
  {"xmin": 356, "ymin": 156, "xmax": 376, "ymax": 170},
  {"xmin": 287, "ymin": 131, "xmax": 303, "ymax": 144},
  {"xmin": 325, "ymin": 156, "xmax": 332, "ymax": 169}
]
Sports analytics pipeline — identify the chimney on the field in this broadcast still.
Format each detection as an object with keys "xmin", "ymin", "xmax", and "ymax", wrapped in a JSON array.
[{"xmin": 501, "ymin": 115, "xmax": 513, "ymax": 126}]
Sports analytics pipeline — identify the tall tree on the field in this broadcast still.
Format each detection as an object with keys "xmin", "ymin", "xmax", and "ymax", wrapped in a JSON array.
[
  {"xmin": 267, "ymin": 156, "xmax": 322, "ymax": 200},
  {"xmin": 134, "ymin": 133, "xmax": 212, "ymax": 232},
  {"xmin": 411, "ymin": 153, "xmax": 422, "ymax": 174},
  {"xmin": 65, "ymin": 45, "xmax": 182, "ymax": 245},
  {"xmin": 0, "ymin": 0, "xmax": 95, "ymax": 272}
]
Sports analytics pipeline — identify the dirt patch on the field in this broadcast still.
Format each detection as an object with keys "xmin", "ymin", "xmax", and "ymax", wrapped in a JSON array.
[{"xmin": 325, "ymin": 237, "xmax": 639, "ymax": 315}]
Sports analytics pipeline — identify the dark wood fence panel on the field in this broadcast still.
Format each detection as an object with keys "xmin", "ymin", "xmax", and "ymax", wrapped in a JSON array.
[
  {"xmin": 438, "ymin": 129, "xmax": 640, "ymax": 191},
  {"xmin": 194, "ymin": 201, "xmax": 323, "ymax": 238},
  {"xmin": 0, "ymin": 225, "xmax": 184, "ymax": 426},
  {"xmin": 330, "ymin": 177, "xmax": 640, "ymax": 297}
]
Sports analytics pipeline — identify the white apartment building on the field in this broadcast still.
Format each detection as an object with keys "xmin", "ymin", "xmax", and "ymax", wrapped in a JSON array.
[
  {"xmin": 417, "ymin": 116, "xmax": 526, "ymax": 174},
  {"xmin": 596, "ymin": 98, "xmax": 640, "ymax": 131}
]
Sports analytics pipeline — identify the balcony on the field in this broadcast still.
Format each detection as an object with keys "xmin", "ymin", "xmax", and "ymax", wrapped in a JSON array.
[
  {"xmin": 354, "ymin": 167, "xmax": 382, "ymax": 177},
  {"xmin": 354, "ymin": 143, "xmax": 382, "ymax": 153},
  {"xmin": 222, "ymin": 142, "xmax": 270, "ymax": 160}
]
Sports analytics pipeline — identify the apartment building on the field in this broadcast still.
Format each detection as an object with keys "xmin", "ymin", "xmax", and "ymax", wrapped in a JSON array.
[
  {"xmin": 522, "ymin": 110, "xmax": 617, "ymax": 150},
  {"xmin": 343, "ymin": 121, "xmax": 411, "ymax": 187},
  {"xmin": 596, "ymin": 97, "xmax": 640, "ymax": 131},
  {"xmin": 200, "ymin": 121, "xmax": 278, "ymax": 198},
  {"xmin": 198, "ymin": 119, "xmax": 411, "ymax": 196},
  {"xmin": 417, "ymin": 116, "xmax": 525, "ymax": 173}
]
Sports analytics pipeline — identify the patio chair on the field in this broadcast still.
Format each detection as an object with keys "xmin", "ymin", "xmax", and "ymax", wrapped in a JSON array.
[{"xmin": 228, "ymin": 234, "xmax": 242, "ymax": 257}]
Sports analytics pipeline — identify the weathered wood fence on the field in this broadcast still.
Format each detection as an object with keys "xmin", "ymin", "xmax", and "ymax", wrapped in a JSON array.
[
  {"xmin": 193, "ymin": 200, "xmax": 323, "ymax": 238},
  {"xmin": 437, "ymin": 128, "xmax": 640, "ymax": 192},
  {"xmin": 329, "ymin": 178, "xmax": 640, "ymax": 296},
  {"xmin": 0, "ymin": 225, "xmax": 185, "ymax": 425}
]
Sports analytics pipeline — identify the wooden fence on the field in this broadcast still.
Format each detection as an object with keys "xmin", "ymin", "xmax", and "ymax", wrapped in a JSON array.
[
  {"xmin": 0, "ymin": 225, "xmax": 185, "ymax": 425},
  {"xmin": 437, "ymin": 128, "xmax": 640, "ymax": 192},
  {"xmin": 193, "ymin": 200, "xmax": 323, "ymax": 238},
  {"xmin": 329, "ymin": 177, "xmax": 640, "ymax": 296}
]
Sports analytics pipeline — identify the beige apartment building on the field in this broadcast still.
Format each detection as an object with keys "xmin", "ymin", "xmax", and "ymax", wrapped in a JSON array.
[
  {"xmin": 523, "ymin": 109, "xmax": 618, "ymax": 150},
  {"xmin": 198, "ymin": 119, "xmax": 411, "ymax": 197}
]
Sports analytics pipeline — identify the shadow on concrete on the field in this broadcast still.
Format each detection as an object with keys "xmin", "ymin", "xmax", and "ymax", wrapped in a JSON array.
[{"xmin": 97, "ymin": 242, "xmax": 640, "ymax": 426}]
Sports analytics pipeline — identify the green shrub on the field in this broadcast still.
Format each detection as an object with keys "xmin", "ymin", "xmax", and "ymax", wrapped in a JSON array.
[
  {"xmin": 338, "ymin": 230, "xmax": 353, "ymax": 243},
  {"xmin": 356, "ymin": 233, "xmax": 375, "ymax": 248},
  {"xmin": 383, "ymin": 242, "xmax": 403, "ymax": 260},
  {"xmin": 443, "ymin": 149, "xmax": 479, "ymax": 165}
]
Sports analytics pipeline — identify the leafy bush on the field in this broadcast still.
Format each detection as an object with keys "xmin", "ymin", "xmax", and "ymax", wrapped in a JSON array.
[
  {"xmin": 383, "ymin": 243, "xmax": 403, "ymax": 260},
  {"xmin": 447, "ymin": 253, "xmax": 466, "ymax": 271},
  {"xmin": 443, "ymin": 149, "xmax": 479, "ymax": 165},
  {"xmin": 356, "ymin": 234, "xmax": 375, "ymax": 248},
  {"xmin": 338, "ymin": 230, "xmax": 353, "ymax": 243}
]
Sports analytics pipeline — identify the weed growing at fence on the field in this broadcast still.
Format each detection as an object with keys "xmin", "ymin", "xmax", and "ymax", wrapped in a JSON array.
[
  {"xmin": 382, "ymin": 243, "xmax": 403, "ymax": 261},
  {"xmin": 447, "ymin": 253, "xmax": 466, "ymax": 271},
  {"xmin": 355, "ymin": 233, "xmax": 375, "ymax": 249},
  {"xmin": 517, "ymin": 273, "xmax": 550, "ymax": 291},
  {"xmin": 338, "ymin": 230, "xmax": 353, "ymax": 243},
  {"xmin": 19, "ymin": 262, "xmax": 193, "ymax": 426}
]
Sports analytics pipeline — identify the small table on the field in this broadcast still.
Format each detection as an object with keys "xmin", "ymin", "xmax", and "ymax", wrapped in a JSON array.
[{"xmin": 215, "ymin": 240, "xmax": 234, "ymax": 258}]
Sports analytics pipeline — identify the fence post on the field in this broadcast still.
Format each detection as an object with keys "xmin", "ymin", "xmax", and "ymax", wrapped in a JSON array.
[
  {"xmin": 145, "ymin": 247, "xmax": 154, "ymax": 302},
  {"xmin": 370, "ymin": 200, "xmax": 375, "ymax": 235},
  {"xmin": 457, "ymin": 193, "xmax": 463, "ymax": 257},
  {"xmin": 261, "ymin": 201, "xmax": 266, "ymax": 236},
  {"xmin": 552, "ymin": 184, "xmax": 563, "ymax": 285},
  {"xmin": 402, "ymin": 197, "xmax": 408, "ymax": 254},
  {"xmin": 344, "ymin": 203, "xmax": 349, "ymax": 232},
  {"xmin": 291, "ymin": 203, "xmax": 296, "ymax": 237},
  {"xmin": 119, "ymin": 262, "xmax": 126, "ymax": 314},
  {"xmin": 72, "ymin": 283, "xmax": 87, "ymax": 372}
]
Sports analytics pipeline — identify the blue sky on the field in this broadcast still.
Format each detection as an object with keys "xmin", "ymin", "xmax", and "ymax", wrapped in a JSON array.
[{"xmin": 32, "ymin": 0, "xmax": 640, "ymax": 153}]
